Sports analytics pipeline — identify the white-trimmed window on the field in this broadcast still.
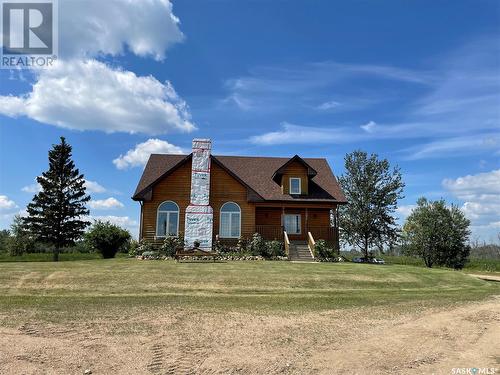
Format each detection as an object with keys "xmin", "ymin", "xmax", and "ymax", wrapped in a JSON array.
[
  {"xmin": 284, "ymin": 214, "xmax": 301, "ymax": 234},
  {"xmin": 289, "ymin": 177, "xmax": 301, "ymax": 194},
  {"xmin": 156, "ymin": 201, "xmax": 179, "ymax": 237},
  {"xmin": 220, "ymin": 202, "xmax": 241, "ymax": 238}
]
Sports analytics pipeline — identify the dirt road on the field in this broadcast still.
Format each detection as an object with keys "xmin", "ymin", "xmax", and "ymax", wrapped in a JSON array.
[{"xmin": 1, "ymin": 297, "xmax": 498, "ymax": 374}]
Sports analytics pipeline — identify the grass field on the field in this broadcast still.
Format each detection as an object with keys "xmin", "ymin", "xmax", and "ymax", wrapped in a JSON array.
[
  {"xmin": 0, "ymin": 252, "xmax": 128, "ymax": 262},
  {"xmin": 382, "ymin": 255, "xmax": 500, "ymax": 273},
  {"xmin": 0, "ymin": 258, "xmax": 498, "ymax": 321},
  {"xmin": 1, "ymin": 259, "xmax": 499, "ymax": 374}
]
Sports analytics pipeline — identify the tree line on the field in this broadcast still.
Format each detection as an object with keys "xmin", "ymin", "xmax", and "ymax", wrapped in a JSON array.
[{"xmin": 1, "ymin": 138, "xmax": 478, "ymax": 268}]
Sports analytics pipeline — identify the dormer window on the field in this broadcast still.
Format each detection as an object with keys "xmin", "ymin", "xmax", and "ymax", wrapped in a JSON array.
[{"xmin": 289, "ymin": 177, "xmax": 301, "ymax": 194}]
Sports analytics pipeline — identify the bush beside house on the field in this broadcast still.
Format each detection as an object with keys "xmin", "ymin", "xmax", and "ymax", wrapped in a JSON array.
[
  {"xmin": 85, "ymin": 221, "xmax": 132, "ymax": 259},
  {"xmin": 313, "ymin": 240, "xmax": 337, "ymax": 261}
]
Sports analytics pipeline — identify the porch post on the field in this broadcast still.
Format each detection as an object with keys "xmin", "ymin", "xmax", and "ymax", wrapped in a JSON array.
[
  {"xmin": 334, "ymin": 206, "xmax": 340, "ymax": 253},
  {"xmin": 305, "ymin": 207, "xmax": 308, "ymax": 234},
  {"xmin": 281, "ymin": 206, "xmax": 285, "ymax": 231},
  {"xmin": 139, "ymin": 201, "xmax": 143, "ymax": 241}
]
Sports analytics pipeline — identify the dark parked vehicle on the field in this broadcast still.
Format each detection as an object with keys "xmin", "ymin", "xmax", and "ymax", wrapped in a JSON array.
[{"xmin": 351, "ymin": 257, "xmax": 385, "ymax": 264}]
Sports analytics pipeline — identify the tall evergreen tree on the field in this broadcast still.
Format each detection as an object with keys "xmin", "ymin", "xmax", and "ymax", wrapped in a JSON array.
[
  {"xmin": 339, "ymin": 150, "xmax": 405, "ymax": 258},
  {"xmin": 24, "ymin": 137, "xmax": 90, "ymax": 261}
]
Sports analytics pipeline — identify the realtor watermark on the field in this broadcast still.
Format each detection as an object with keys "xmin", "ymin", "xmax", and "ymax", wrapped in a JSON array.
[
  {"xmin": 452, "ymin": 368, "xmax": 498, "ymax": 374},
  {"xmin": 1, "ymin": 0, "xmax": 58, "ymax": 68}
]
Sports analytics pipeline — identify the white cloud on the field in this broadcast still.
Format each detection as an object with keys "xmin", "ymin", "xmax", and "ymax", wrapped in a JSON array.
[
  {"xmin": 250, "ymin": 119, "xmax": 499, "ymax": 151},
  {"xmin": 88, "ymin": 197, "xmax": 124, "ymax": 210},
  {"xmin": 0, "ymin": 1, "xmax": 195, "ymax": 136},
  {"xmin": 404, "ymin": 134, "xmax": 500, "ymax": 160},
  {"xmin": 113, "ymin": 138, "xmax": 184, "ymax": 169},
  {"xmin": 0, "ymin": 195, "xmax": 17, "ymax": 211},
  {"xmin": 247, "ymin": 37, "xmax": 499, "ymax": 161},
  {"xmin": 222, "ymin": 94, "xmax": 254, "ymax": 111},
  {"xmin": 59, "ymin": 0, "xmax": 183, "ymax": 61},
  {"xmin": 21, "ymin": 181, "xmax": 42, "ymax": 193},
  {"xmin": 249, "ymin": 122, "xmax": 354, "ymax": 146},
  {"xmin": 89, "ymin": 215, "xmax": 139, "ymax": 238},
  {"xmin": 91, "ymin": 215, "xmax": 137, "ymax": 226},
  {"xmin": 84, "ymin": 180, "xmax": 106, "ymax": 194},
  {"xmin": 443, "ymin": 169, "xmax": 500, "ymax": 240},
  {"xmin": 360, "ymin": 121, "xmax": 376, "ymax": 133},
  {"xmin": 442, "ymin": 169, "xmax": 500, "ymax": 201},
  {"xmin": 0, "ymin": 59, "xmax": 196, "ymax": 135},
  {"xmin": 396, "ymin": 204, "xmax": 417, "ymax": 219},
  {"xmin": 226, "ymin": 62, "xmax": 433, "ymax": 97},
  {"xmin": 316, "ymin": 100, "xmax": 342, "ymax": 110},
  {"xmin": 461, "ymin": 201, "xmax": 500, "ymax": 221},
  {"xmin": 249, "ymin": 120, "xmax": 428, "ymax": 145},
  {"xmin": 22, "ymin": 179, "xmax": 106, "ymax": 194},
  {"xmin": 222, "ymin": 62, "xmax": 431, "ymax": 115}
]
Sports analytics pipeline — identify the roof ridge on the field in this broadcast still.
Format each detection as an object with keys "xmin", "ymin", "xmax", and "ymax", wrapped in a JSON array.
[
  {"xmin": 149, "ymin": 153, "xmax": 328, "ymax": 160},
  {"xmin": 215, "ymin": 155, "xmax": 328, "ymax": 160}
]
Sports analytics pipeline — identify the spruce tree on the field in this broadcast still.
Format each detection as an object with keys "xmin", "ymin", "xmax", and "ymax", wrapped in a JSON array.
[{"xmin": 24, "ymin": 137, "xmax": 90, "ymax": 261}]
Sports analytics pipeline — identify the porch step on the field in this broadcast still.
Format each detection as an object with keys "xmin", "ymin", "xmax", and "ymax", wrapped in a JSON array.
[{"xmin": 288, "ymin": 243, "xmax": 315, "ymax": 262}]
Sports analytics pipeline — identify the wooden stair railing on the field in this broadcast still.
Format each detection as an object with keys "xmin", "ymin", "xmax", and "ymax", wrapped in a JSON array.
[
  {"xmin": 284, "ymin": 231, "xmax": 290, "ymax": 258},
  {"xmin": 307, "ymin": 232, "xmax": 316, "ymax": 259}
]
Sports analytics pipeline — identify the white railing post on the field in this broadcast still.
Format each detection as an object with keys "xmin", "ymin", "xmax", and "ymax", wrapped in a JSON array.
[
  {"xmin": 307, "ymin": 232, "xmax": 315, "ymax": 259},
  {"xmin": 284, "ymin": 231, "xmax": 290, "ymax": 258}
]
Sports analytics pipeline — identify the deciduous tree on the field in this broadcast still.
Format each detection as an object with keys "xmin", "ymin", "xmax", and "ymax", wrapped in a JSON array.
[
  {"xmin": 339, "ymin": 150, "xmax": 405, "ymax": 258},
  {"xmin": 402, "ymin": 198, "xmax": 471, "ymax": 269}
]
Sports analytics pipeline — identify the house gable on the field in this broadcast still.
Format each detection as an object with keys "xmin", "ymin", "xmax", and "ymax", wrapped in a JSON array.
[
  {"xmin": 210, "ymin": 161, "xmax": 256, "ymax": 240},
  {"xmin": 278, "ymin": 160, "xmax": 310, "ymax": 196},
  {"xmin": 140, "ymin": 157, "xmax": 256, "ymax": 241},
  {"xmin": 141, "ymin": 158, "xmax": 192, "ymax": 241}
]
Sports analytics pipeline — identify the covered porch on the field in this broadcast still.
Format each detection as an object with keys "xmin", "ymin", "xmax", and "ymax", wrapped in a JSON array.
[{"xmin": 254, "ymin": 204, "xmax": 339, "ymax": 248}]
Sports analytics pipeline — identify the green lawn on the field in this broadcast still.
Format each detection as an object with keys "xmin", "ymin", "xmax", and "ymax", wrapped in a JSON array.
[
  {"xmin": 382, "ymin": 255, "xmax": 500, "ymax": 273},
  {"xmin": 0, "ymin": 259, "xmax": 498, "ymax": 325},
  {"xmin": 0, "ymin": 252, "xmax": 128, "ymax": 262}
]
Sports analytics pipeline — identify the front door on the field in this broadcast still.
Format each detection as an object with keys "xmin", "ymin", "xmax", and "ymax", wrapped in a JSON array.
[{"xmin": 284, "ymin": 214, "xmax": 301, "ymax": 235}]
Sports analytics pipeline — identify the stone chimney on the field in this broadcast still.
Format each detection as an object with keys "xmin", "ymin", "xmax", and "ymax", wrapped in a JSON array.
[{"xmin": 184, "ymin": 139, "xmax": 213, "ymax": 249}]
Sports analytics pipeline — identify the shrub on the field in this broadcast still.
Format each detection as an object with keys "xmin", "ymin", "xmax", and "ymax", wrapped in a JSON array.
[
  {"xmin": 213, "ymin": 239, "xmax": 232, "ymax": 254},
  {"xmin": 314, "ymin": 240, "xmax": 336, "ymax": 261},
  {"xmin": 249, "ymin": 233, "xmax": 268, "ymax": 257},
  {"xmin": 159, "ymin": 235, "xmax": 184, "ymax": 257},
  {"xmin": 267, "ymin": 240, "xmax": 284, "ymax": 258},
  {"xmin": 141, "ymin": 250, "xmax": 160, "ymax": 259},
  {"xmin": 237, "ymin": 237, "xmax": 248, "ymax": 252},
  {"xmin": 213, "ymin": 238, "xmax": 223, "ymax": 253},
  {"xmin": 66, "ymin": 240, "xmax": 93, "ymax": 254},
  {"xmin": 131, "ymin": 239, "xmax": 154, "ymax": 256},
  {"xmin": 128, "ymin": 239, "xmax": 140, "ymax": 256},
  {"xmin": 85, "ymin": 220, "xmax": 131, "ymax": 259},
  {"xmin": 6, "ymin": 236, "xmax": 29, "ymax": 256},
  {"xmin": 6, "ymin": 215, "xmax": 37, "ymax": 256},
  {"xmin": 0, "ymin": 229, "xmax": 10, "ymax": 253}
]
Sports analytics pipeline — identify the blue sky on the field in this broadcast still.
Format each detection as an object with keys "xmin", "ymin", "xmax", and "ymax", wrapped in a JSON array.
[{"xmin": 0, "ymin": 0, "xmax": 499, "ymax": 242}]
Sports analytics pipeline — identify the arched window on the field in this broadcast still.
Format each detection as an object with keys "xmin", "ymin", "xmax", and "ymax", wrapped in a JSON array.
[
  {"xmin": 220, "ymin": 202, "xmax": 241, "ymax": 238},
  {"xmin": 156, "ymin": 201, "xmax": 179, "ymax": 237}
]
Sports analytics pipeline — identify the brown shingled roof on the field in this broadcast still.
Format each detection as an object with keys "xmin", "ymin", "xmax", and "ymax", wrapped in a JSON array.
[{"xmin": 133, "ymin": 154, "xmax": 347, "ymax": 203}]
